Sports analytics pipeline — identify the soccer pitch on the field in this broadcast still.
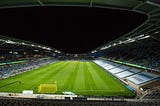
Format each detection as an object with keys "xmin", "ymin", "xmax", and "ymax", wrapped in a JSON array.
[{"xmin": 0, "ymin": 61, "xmax": 135, "ymax": 96}]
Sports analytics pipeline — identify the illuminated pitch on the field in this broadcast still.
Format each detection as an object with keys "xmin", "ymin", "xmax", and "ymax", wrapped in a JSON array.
[{"xmin": 0, "ymin": 61, "xmax": 135, "ymax": 97}]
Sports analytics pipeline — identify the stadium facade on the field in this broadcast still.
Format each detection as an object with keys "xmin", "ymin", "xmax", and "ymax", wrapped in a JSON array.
[{"xmin": 0, "ymin": 0, "xmax": 160, "ymax": 106}]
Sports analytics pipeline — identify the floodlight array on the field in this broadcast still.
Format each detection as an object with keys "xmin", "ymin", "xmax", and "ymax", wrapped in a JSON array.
[
  {"xmin": 100, "ymin": 34, "xmax": 150, "ymax": 50},
  {"xmin": 0, "ymin": 38, "xmax": 52, "ymax": 50}
]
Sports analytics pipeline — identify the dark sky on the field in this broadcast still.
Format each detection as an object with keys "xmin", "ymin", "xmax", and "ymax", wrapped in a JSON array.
[{"xmin": 0, "ymin": 6, "xmax": 147, "ymax": 54}]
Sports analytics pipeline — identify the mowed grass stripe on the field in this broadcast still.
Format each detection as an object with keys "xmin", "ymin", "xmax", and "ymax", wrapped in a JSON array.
[
  {"xmin": 68, "ymin": 62, "xmax": 79, "ymax": 90},
  {"xmin": 62, "ymin": 62, "xmax": 79, "ymax": 91},
  {"xmin": 1, "ymin": 61, "xmax": 60, "ymax": 83},
  {"xmin": 40, "ymin": 62, "xmax": 70, "ymax": 84},
  {"xmin": 53, "ymin": 61, "xmax": 77, "ymax": 92},
  {"xmin": 91, "ymin": 62, "xmax": 135, "ymax": 96},
  {"xmin": 73, "ymin": 62, "xmax": 85, "ymax": 94},
  {"xmin": 85, "ymin": 62, "xmax": 98, "ymax": 90},
  {"xmin": 0, "ymin": 61, "xmax": 67, "ymax": 93},
  {"xmin": 0, "ymin": 62, "xmax": 63, "ymax": 93},
  {"xmin": 0, "ymin": 61, "xmax": 135, "ymax": 96},
  {"xmin": 88, "ymin": 62, "xmax": 114, "ymax": 90},
  {"xmin": 21, "ymin": 62, "xmax": 63, "ymax": 82},
  {"xmin": 83, "ymin": 62, "xmax": 91, "ymax": 91},
  {"xmin": 36, "ymin": 62, "xmax": 69, "ymax": 93},
  {"xmin": 89, "ymin": 62, "xmax": 122, "ymax": 95},
  {"xmin": 19, "ymin": 61, "xmax": 66, "ymax": 92},
  {"xmin": 61, "ymin": 61, "xmax": 75, "ymax": 90},
  {"xmin": 91, "ymin": 63, "xmax": 124, "ymax": 92},
  {"xmin": 26, "ymin": 62, "xmax": 70, "ymax": 92},
  {"xmin": 86, "ymin": 62, "xmax": 110, "ymax": 94}
]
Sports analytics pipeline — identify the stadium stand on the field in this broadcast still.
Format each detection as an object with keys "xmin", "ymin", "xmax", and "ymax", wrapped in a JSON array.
[
  {"xmin": 0, "ymin": 35, "xmax": 57, "ymax": 79},
  {"xmin": 94, "ymin": 60, "xmax": 120, "ymax": 71},
  {"xmin": 126, "ymin": 71, "xmax": 159, "ymax": 85},
  {"xmin": 0, "ymin": 57, "xmax": 55, "ymax": 79},
  {"xmin": 0, "ymin": 97, "xmax": 160, "ymax": 106},
  {"xmin": 108, "ymin": 66, "xmax": 130, "ymax": 74},
  {"xmin": 94, "ymin": 59, "xmax": 160, "ymax": 84},
  {"xmin": 115, "ymin": 68, "xmax": 140, "ymax": 78},
  {"xmin": 94, "ymin": 59, "xmax": 160, "ymax": 99},
  {"xmin": 140, "ymin": 86, "xmax": 160, "ymax": 99},
  {"xmin": 0, "ymin": 0, "xmax": 160, "ymax": 105},
  {"xmin": 100, "ymin": 38, "xmax": 160, "ymax": 72}
]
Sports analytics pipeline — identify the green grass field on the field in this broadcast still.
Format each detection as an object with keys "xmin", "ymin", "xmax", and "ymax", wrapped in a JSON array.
[{"xmin": 0, "ymin": 61, "xmax": 135, "ymax": 96}]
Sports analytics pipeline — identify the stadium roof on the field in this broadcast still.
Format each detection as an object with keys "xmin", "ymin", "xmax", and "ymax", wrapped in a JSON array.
[{"xmin": 0, "ymin": 0, "xmax": 160, "ymax": 54}]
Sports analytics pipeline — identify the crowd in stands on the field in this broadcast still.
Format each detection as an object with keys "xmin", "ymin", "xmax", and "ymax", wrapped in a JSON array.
[
  {"xmin": 0, "ymin": 57, "xmax": 55, "ymax": 79},
  {"xmin": 102, "ymin": 38, "xmax": 160, "ymax": 72}
]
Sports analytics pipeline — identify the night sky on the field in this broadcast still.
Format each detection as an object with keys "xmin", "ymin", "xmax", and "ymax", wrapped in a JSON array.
[{"xmin": 0, "ymin": 6, "xmax": 147, "ymax": 54}]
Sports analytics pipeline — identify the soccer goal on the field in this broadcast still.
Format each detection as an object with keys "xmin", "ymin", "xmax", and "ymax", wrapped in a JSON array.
[{"xmin": 38, "ymin": 83, "xmax": 57, "ymax": 93}]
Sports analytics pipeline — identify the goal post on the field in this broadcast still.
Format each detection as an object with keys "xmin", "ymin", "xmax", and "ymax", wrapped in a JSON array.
[{"xmin": 38, "ymin": 83, "xmax": 57, "ymax": 93}]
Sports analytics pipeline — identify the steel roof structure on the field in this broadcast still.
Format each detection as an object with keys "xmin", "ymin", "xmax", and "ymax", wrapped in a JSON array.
[{"xmin": 0, "ymin": 0, "xmax": 160, "ymax": 53}]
